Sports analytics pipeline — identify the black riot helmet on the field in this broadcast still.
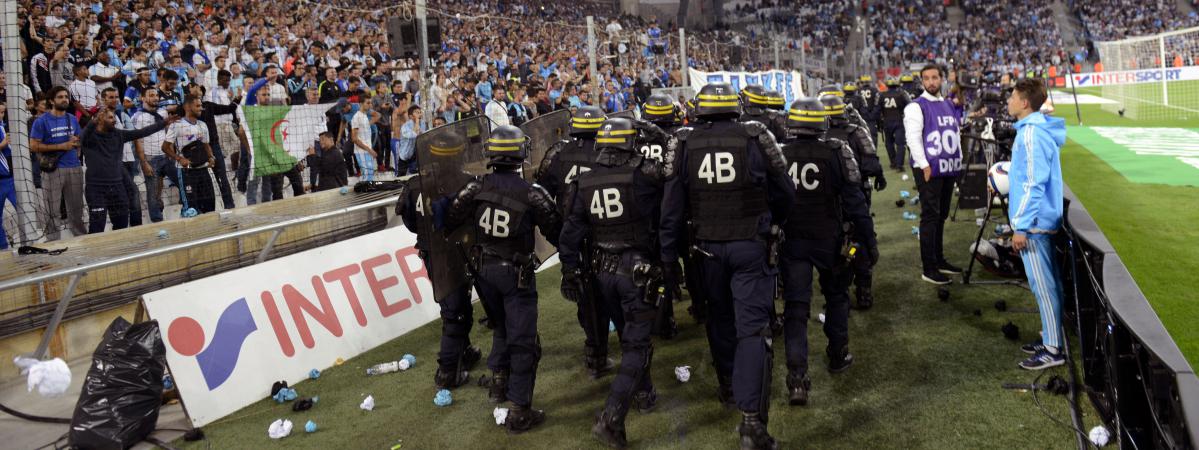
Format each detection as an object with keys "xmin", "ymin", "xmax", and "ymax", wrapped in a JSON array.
[
  {"xmin": 739, "ymin": 84, "xmax": 771, "ymax": 109},
  {"xmin": 484, "ymin": 125, "xmax": 529, "ymax": 167},
  {"xmin": 570, "ymin": 105, "xmax": 607, "ymax": 137},
  {"xmin": 641, "ymin": 92, "xmax": 680, "ymax": 126},
  {"xmin": 884, "ymin": 77, "xmax": 900, "ymax": 87},
  {"xmin": 764, "ymin": 90, "xmax": 786, "ymax": 111},
  {"xmin": 694, "ymin": 83, "xmax": 742, "ymax": 119},
  {"xmin": 819, "ymin": 93, "xmax": 848, "ymax": 123},
  {"xmin": 842, "ymin": 83, "xmax": 858, "ymax": 95},
  {"xmin": 817, "ymin": 84, "xmax": 844, "ymax": 99},
  {"xmin": 594, "ymin": 118, "xmax": 638, "ymax": 153},
  {"xmin": 786, "ymin": 97, "xmax": 829, "ymax": 137}
]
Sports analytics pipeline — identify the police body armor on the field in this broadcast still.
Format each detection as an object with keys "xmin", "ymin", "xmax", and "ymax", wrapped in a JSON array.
[
  {"xmin": 825, "ymin": 123, "xmax": 864, "ymax": 166},
  {"xmin": 407, "ymin": 176, "xmax": 432, "ymax": 252},
  {"xmin": 542, "ymin": 138, "xmax": 598, "ymax": 195},
  {"xmin": 740, "ymin": 108, "xmax": 786, "ymax": 142},
  {"xmin": 686, "ymin": 122, "xmax": 768, "ymax": 241},
  {"xmin": 578, "ymin": 158, "xmax": 657, "ymax": 254},
  {"xmin": 781, "ymin": 138, "xmax": 843, "ymax": 240},
  {"xmin": 879, "ymin": 90, "xmax": 908, "ymax": 124},
  {"xmin": 472, "ymin": 178, "xmax": 533, "ymax": 259}
]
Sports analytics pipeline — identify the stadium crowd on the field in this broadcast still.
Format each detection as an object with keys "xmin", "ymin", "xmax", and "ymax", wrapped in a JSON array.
[
  {"xmin": 866, "ymin": 0, "xmax": 1066, "ymax": 76},
  {"xmin": 4, "ymin": 0, "xmax": 753, "ymax": 245},
  {"xmin": 1073, "ymin": 0, "xmax": 1199, "ymax": 41}
]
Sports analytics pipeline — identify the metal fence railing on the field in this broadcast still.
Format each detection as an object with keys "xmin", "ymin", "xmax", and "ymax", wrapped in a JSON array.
[
  {"xmin": 0, "ymin": 191, "xmax": 397, "ymax": 361},
  {"xmin": 1060, "ymin": 186, "xmax": 1199, "ymax": 449}
]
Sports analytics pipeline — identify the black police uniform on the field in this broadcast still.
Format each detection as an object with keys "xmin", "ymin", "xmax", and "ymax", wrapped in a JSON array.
[
  {"xmin": 643, "ymin": 95, "xmax": 709, "ymax": 332},
  {"xmin": 857, "ymin": 82, "xmax": 882, "ymax": 141},
  {"xmin": 535, "ymin": 114, "xmax": 618, "ymax": 377},
  {"xmin": 395, "ymin": 175, "xmax": 480, "ymax": 388},
  {"xmin": 776, "ymin": 109, "xmax": 877, "ymax": 404},
  {"xmin": 660, "ymin": 89, "xmax": 795, "ymax": 447},
  {"xmin": 446, "ymin": 157, "xmax": 562, "ymax": 430},
  {"xmin": 878, "ymin": 87, "xmax": 912, "ymax": 169},
  {"xmin": 560, "ymin": 119, "xmax": 676, "ymax": 447}
]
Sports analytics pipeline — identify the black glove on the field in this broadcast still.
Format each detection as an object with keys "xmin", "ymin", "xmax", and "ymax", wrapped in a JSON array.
[
  {"xmin": 662, "ymin": 259, "xmax": 683, "ymax": 289},
  {"xmin": 868, "ymin": 245, "xmax": 880, "ymax": 266},
  {"xmin": 874, "ymin": 174, "xmax": 887, "ymax": 191},
  {"xmin": 561, "ymin": 268, "xmax": 584, "ymax": 303}
]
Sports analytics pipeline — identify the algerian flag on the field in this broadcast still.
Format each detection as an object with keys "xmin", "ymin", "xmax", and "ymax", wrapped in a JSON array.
[{"xmin": 239, "ymin": 104, "xmax": 331, "ymax": 177}]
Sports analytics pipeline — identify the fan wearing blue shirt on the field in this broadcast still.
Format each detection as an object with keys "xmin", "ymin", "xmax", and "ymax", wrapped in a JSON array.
[{"xmin": 30, "ymin": 86, "xmax": 86, "ymax": 240}]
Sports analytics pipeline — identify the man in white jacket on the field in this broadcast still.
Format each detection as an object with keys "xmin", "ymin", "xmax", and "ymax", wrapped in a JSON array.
[{"xmin": 485, "ymin": 86, "xmax": 510, "ymax": 128}]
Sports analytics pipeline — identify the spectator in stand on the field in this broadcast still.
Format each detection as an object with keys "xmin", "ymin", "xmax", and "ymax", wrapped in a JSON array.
[
  {"xmin": 80, "ymin": 91, "xmax": 177, "ymax": 233},
  {"xmin": 30, "ymin": 86, "xmax": 85, "ymax": 240},
  {"xmin": 397, "ymin": 106, "xmax": 423, "ymax": 176},
  {"xmin": 307, "ymin": 131, "xmax": 348, "ymax": 192},
  {"xmin": 0, "ymin": 104, "xmax": 15, "ymax": 249}
]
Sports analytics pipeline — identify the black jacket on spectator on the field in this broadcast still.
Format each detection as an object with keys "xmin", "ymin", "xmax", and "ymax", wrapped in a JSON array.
[
  {"xmin": 307, "ymin": 144, "xmax": 348, "ymax": 191},
  {"xmin": 80, "ymin": 117, "xmax": 169, "ymax": 185},
  {"xmin": 200, "ymin": 101, "xmax": 239, "ymax": 150}
]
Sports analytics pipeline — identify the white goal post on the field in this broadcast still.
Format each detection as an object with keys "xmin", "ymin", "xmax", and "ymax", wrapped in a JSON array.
[{"xmin": 1094, "ymin": 26, "xmax": 1199, "ymax": 121}]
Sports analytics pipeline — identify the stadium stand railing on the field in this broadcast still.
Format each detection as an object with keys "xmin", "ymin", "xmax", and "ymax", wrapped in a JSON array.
[
  {"xmin": 1061, "ymin": 185, "xmax": 1199, "ymax": 449},
  {"xmin": 0, "ymin": 190, "xmax": 397, "ymax": 359}
]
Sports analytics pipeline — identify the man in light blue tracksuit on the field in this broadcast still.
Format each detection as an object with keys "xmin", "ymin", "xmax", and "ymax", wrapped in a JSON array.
[{"xmin": 1005, "ymin": 79, "xmax": 1067, "ymax": 370}]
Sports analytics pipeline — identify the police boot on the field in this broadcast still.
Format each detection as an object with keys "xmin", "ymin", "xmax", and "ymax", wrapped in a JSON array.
[
  {"xmin": 506, "ymin": 404, "xmax": 546, "ymax": 435},
  {"xmin": 591, "ymin": 405, "xmax": 629, "ymax": 448},
  {"xmin": 854, "ymin": 284, "xmax": 874, "ymax": 310},
  {"xmin": 488, "ymin": 370, "xmax": 509, "ymax": 404},
  {"xmin": 828, "ymin": 345, "xmax": 855, "ymax": 374},
  {"xmin": 738, "ymin": 412, "xmax": 780, "ymax": 450},
  {"xmin": 787, "ymin": 372, "xmax": 811, "ymax": 406},
  {"xmin": 434, "ymin": 366, "xmax": 470, "ymax": 390},
  {"xmin": 462, "ymin": 346, "xmax": 483, "ymax": 370},
  {"xmin": 584, "ymin": 346, "xmax": 614, "ymax": 379},
  {"xmin": 716, "ymin": 374, "xmax": 736, "ymax": 408},
  {"xmin": 633, "ymin": 389, "xmax": 659, "ymax": 413},
  {"xmin": 654, "ymin": 316, "xmax": 678, "ymax": 340}
]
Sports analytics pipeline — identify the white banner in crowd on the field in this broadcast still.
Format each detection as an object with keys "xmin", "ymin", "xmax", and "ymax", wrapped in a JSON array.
[
  {"xmin": 1070, "ymin": 65, "xmax": 1199, "ymax": 87},
  {"xmin": 688, "ymin": 68, "xmax": 806, "ymax": 107},
  {"xmin": 144, "ymin": 226, "xmax": 441, "ymax": 426}
]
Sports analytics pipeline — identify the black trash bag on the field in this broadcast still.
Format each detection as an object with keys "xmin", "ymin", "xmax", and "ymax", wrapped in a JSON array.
[{"xmin": 69, "ymin": 317, "xmax": 166, "ymax": 449}]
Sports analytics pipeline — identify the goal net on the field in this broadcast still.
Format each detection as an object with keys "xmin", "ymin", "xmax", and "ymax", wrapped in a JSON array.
[{"xmin": 1094, "ymin": 26, "xmax": 1199, "ymax": 121}]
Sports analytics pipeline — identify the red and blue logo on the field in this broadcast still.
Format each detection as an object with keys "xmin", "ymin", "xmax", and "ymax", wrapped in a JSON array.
[{"xmin": 167, "ymin": 298, "xmax": 259, "ymax": 390}]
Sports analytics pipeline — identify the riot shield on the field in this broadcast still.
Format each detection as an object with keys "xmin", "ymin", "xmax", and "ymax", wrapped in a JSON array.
[
  {"xmin": 520, "ymin": 110, "xmax": 571, "ymax": 181},
  {"xmin": 519, "ymin": 110, "xmax": 571, "ymax": 264},
  {"xmin": 416, "ymin": 116, "xmax": 491, "ymax": 303}
]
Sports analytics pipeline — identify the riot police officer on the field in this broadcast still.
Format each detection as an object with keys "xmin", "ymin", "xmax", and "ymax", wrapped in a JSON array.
[
  {"xmin": 642, "ymin": 93, "xmax": 706, "ymax": 331},
  {"xmin": 856, "ymin": 75, "xmax": 881, "ymax": 143},
  {"xmin": 764, "ymin": 90, "xmax": 787, "ymax": 114},
  {"xmin": 560, "ymin": 118, "xmax": 676, "ymax": 448},
  {"xmin": 395, "ymin": 175, "xmax": 483, "ymax": 389},
  {"xmin": 819, "ymin": 91, "xmax": 884, "ymax": 309},
  {"xmin": 739, "ymin": 85, "xmax": 787, "ymax": 139},
  {"xmin": 777, "ymin": 98, "xmax": 878, "ymax": 406},
  {"xmin": 660, "ymin": 83, "xmax": 795, "ymax": 450},
  {"xmin": 535, "ymin": 105, "xmax": 616, "ymax": 378},
  {"xmin": 445, "ymin": 125, "xmax": 563, "ymax": 434},
  {"xmin": 878, "ymin": 78, "xmax": 912, "ymax": 170},
  {"xmin": 641, "ymin": 92, "xmax": 683, "ymax": 134},
  {"xmin": 901, "ymin": 74, "xmax": 922, "ymax": 98}
]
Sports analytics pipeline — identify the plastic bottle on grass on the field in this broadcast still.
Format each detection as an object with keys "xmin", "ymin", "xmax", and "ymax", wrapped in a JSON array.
[{"xmin": 367, "ymin": 361, "xmax": 401, "ymax": 376}]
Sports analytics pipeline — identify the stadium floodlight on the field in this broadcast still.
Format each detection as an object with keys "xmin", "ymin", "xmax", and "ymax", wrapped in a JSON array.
[{"xmin": 1094, "ymin": 26, "xmax": 1199, "ymax": 121}]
